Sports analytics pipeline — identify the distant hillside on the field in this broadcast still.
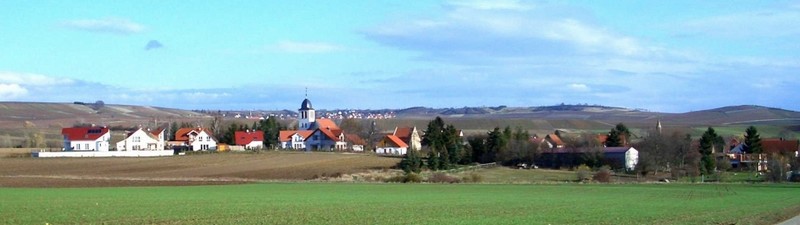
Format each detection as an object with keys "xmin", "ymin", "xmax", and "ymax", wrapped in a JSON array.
[
  {"xmin": 661, "ymin": 105, "xmax": 800, "ymax": 126},
  {"xmin": 0, "ymin": 102, "xmax": 209, "ymax": 129}
]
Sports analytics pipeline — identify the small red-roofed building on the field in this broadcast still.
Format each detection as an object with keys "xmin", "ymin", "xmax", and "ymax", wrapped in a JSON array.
[
  {"xmin": 393, "ymin": 126, "xmax": 421, "ymax": 151},
  {"xmin": 376, "ymin": 135, "xmax": 408, "ymax": 155},
  {"xmin": 62, "ymin": 126, "xmax": 111, "ymax": 151},
  {"xmin": 235, "ymin": 130, "xmax": 264, "ymax": 150},
  {"xmin": 279, "ymin": 130, "xmax": 314, "ymax": 149}
]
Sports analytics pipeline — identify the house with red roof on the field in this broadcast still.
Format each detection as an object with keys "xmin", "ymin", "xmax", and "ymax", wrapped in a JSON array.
[
  {"xmin": 305, "ymin": 127, "xmax": 348, "ymax": 151},
  {"xmin": 116, "ymin": 128, "xmax": 165, "ymax": 151},
  {"xmin": 172, "ymin": 127, "xmax": 217, "ymax": 151},
  {"xmin": 62, "ymin": 126, "xmax": 110, "ymax": 151},
  {"xmin": 542, "ymin": 133, "xmax": 565, "ymax": 149},
  {"xmin": 235, "ymin": 130, "xmax": 264, "ymax": 150},
  {"xmin": 279, "ymin": 130, "xmax": 314, "ymax": 149},
  {"xmin": 393, "ymin": 126, "xmax": 421, "ymax": 151},
  {"xmin": 376, "ymin": 135, "xmax": 408, "ymax": 155}
]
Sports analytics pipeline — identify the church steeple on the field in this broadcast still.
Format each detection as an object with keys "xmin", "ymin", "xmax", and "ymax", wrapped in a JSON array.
[
  {"xmin": 298, "ymin": 95, "xmax": 315, "ymax": 130},
  {"xmin": 656, "ymin": 120, "xmax": 663, "ymax": 134}
]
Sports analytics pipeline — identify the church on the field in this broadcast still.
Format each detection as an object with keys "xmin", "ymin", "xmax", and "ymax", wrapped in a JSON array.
[{"xmin": 278, "ymin": 98, "xmax": 349, "ymax": 151}]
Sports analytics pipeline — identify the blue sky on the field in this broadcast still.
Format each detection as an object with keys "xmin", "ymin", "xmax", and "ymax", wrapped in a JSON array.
[{"xmin": 1, "ymin": 0, "xmax": 798, "ymax": 112}]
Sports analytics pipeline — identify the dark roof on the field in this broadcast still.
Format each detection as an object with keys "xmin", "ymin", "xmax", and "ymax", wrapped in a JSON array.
[
  {"xmin": 300, "ymin": 98, "xmax": 313, "ymax": 110},
  {"xmin": 762, "ymin": 138, "xmax": 799, "ymax": 154}
]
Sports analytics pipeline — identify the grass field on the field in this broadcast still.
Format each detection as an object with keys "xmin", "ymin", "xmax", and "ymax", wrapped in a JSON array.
[{"xmin": 1, "ymin": 183, "xmax": 798, "ymax": 224}]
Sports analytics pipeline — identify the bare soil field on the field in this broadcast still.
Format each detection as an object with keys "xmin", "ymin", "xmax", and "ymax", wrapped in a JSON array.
[{"xmin": 0, "ymin": 151, "xmax": 399, "ymax": 188}]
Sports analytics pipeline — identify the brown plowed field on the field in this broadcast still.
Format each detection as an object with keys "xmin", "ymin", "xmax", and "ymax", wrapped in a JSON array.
[{"xmin": 0, "ymin": 151, "xmax": 399, "ymax": 188}]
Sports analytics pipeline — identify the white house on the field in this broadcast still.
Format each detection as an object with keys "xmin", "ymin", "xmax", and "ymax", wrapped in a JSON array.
[
  {"xmin": 174, "ymin": 128, "xmax": 217, "ymax": 151},
  {"xmin": 279, "ymin": 130, "xmax": 313, "ymax": 149},
  {"xmin": 376, "ymin": 135, "xmax": 408, "ymax": 155},
  {"xmin": 393, "ymin": 127, "xmax": 421, "ymax": 151},
  {"xmin": 116, "ymin": 128, "xmax": 165, "ymax": 151},
  {"xmin": 62, "ymin": 127, "xmax": 111, "ymax": 152},
  {"xmin": 305, "ymin": 128, "xmax": 348, "ymax": 151}
]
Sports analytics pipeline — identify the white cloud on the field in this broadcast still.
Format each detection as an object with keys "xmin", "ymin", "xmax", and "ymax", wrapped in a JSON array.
[
  {"xmin": 448, "ymin": 0, "xmax": 532, "ymax": 11},
  {"xmin": 0, "ymin": 72, "xmax": 75, "ymax": 86},
  {"xmin": 677, "ymin": 5, "xmax": 800, "ymax": 39},
  {"xmin": 61, "ymin": 18, "xmax": 145, "ymax": 35},
  {"xmin": 0, "ymin": 84, "xmax": 28, "ymax": 99},
  {"xmin": 568, "ymin": 83, "xmax": 590, "ymax": 92},
  {"xmin": 272, "ymin": 41, "xmax": 343, "ymax": 54}
]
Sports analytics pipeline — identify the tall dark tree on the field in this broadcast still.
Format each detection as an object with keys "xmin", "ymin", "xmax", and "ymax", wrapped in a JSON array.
[
  {"xmin": 259, "ymin": 116, "xmax": 283, "ymax": 149},
  {"xmin": 605, "ymin": 129, "xmax": 622, "ymax": 147},
  {"xmin": 743, "ymin": 126, "xmax": 762, "ymax": 154},
  {"xmin": 467, "ymin": 135, "xmax": 488, "ymax": 163},
  {"xmin": 485, "ymin": 127, "xmax": 507, "ymax": 163},
  {"xmin": 399, "ymin": 148, "xmax": 423, "ymax": 173},
  {"xmin": 421, "ymin": 117, "xmax": 462, "ymax": 170},
  {"xmin": 699, "ymin": 127, "xmax": 719, "ymax": 175},
  {"xmin": 615, "ymin": 123, "xmax": 631, "ymax": 145}
]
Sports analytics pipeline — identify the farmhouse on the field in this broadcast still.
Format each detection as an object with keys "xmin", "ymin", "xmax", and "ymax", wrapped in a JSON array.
[
  {"xmin": 279, "ymin": 130, "xmax": 314, "ymax": 149},
  {"xmin": 376, "ymin": 134, "xmax": 408, "ymax": 155},
  {"xmin": 393, "ymin": 126, "xmax": 421, "ymax": 151},
  {"xmin": 173, "ymin": 128, "xmax": 217, "ymax": 151},
  {"xmin": 235, "ymin": 130, "xmax": 264, "ymax": 150},
  {"xmin": 116, "ymin": 128, "xmax": 165, "ymax": 151},
  {"xmin": 62, "ymin": 126, "xmax": 110, "ymax": 151},
  {"xmin": 542, "ymin": 133, "xmax": 565, "ymax": 149}
]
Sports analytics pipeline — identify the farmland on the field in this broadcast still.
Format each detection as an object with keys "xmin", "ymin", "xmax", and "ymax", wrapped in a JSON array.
[
  {"xmin": 1, "ymin": 183, "xmax": 799, "ymax": 224},
  {"xmin": 0, "ymin": 151, "xmax": 399, "ymax": 187}
]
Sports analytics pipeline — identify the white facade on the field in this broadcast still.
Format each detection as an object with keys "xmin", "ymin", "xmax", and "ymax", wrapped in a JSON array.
[
  {"xmin": 116, "ymin": 129, "xmax": 164, "ymax": 151},
  {"xmin": 68, "ymin": 138, "xmax": 110, "ymax": 152},
  {"xmin": 244, "ymin": 140, "xmax": 263, "ymax": 150},
  {"xmin": 36, "ymin": 150, "xmax": 173, "ymax": 158},
  {"xmin": 624, "ymin": 147, "xmax": 639, "ymax": 171},
  {"xmin": 65, "ymin": 131, "xmax": 111, "ymax": 152},
  {"xmin": 298, "ymin": 99, "xmax": 316, "ymax": 130},
  {"xmin": 191, "ymin": 130, "xmax": 217, "ymax": 151},
  {"xmin": 376, "ymin": 147, "xmax": 407, "ymax": 155},
  {"xmin": 282, "ymin": 133, "xmax": 308, "ymax": 149}
]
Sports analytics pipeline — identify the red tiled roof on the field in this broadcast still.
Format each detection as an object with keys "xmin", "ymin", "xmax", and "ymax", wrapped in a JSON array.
[
  {"xmin": 316, "ymin": 128, "xmax": 342, "ymax": 142},
  {"xmin": 151, "ymin": 128, "xmax": 165, "ymax": 136},
  {"xmin": 545, "ymin": 134, "xmax": 564, "ymax": 146},
  {"xmin": 279, "ymin": 130, "xmax": 313, "ymax": 142},
  {"xmin": 315, "ymin": 119, "xmax": 339, "ymax": 130},
  {"xmin": 596, "ymin": 134, "xmax": 608, "ymax": 144},
  {"xmin": 175, "ymin": 128, "xmax": 196, "ymax": 141},
  {"xmin": 394, "ymin": 127, "xmax": 413, "ymax": 139},
  {"xmin": 235, "ymin": 131, "xmax": 264, "ymax": 146},
  {"xmin": 62, "ymin": 127, "xmax": 109, "ymax": 141},
  {"xmin": 762, "ymin": 138, "xmax": 799, "ymax": 154},
  {"xmin": 381, "ymin": 135, "xmax": 408, "ymax": 148},
  {"xmin": 345, "ymin": 133, "xmax": 366, "ymax": 145}
]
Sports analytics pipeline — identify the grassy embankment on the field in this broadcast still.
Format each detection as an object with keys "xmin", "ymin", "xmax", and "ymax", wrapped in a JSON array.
[{"xmin": 1, "ymin": 183, "xmax": 798, "ymax": 224}]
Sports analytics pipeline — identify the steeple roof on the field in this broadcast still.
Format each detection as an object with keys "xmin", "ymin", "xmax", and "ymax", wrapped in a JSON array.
[{"xmin": 300, "ymin": 98, "xmax": 313, "ymax": 110}]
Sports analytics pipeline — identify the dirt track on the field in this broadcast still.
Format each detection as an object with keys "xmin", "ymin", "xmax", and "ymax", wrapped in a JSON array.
[{"xmin": 0, "ymin": 151, "xmax": 399, "ymax": 188}]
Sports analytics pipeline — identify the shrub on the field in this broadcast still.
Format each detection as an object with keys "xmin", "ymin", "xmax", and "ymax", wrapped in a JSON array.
[
  {"xmin": 385, "ymin": 173, "xmax": 423, "ymax": 183},
  {"xmin": 593, "ymin": 166, "xmax": 612, "ymax": 183},
  {"xmin": 576, "ymin": 164, "xmax": 592, "ymax": 182},
  {"xmin": 428, "ymin": 172, "xmax": 461, "ymax": 183},
  {"xmin": 461, "ymin": 173, "xmax": 483, "ymax": 183}
]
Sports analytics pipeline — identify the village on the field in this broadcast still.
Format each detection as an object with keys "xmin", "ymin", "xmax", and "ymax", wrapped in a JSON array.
[{"xmin": 42, "ymin": 97, "xmax": 800, "ymax": 177}]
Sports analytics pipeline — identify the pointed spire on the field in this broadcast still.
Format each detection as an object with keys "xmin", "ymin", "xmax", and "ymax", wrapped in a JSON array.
[{"xmin": 656, "ymin": 120, "xmax": 663, "ymax": 134}]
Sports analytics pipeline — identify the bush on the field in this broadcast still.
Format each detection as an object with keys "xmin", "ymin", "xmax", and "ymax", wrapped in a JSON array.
[
  {"xmin": 384, "ymin": 173, "xmax": 423, "ymax": 183},
  {"xmin": 428, "ymin": 172, "xmax": 461, "ymax": 183},
  {"xmin": 576, "ymin": 164, "xmax": 592, "ymax": 182},
  {"xmin": 461, "ymin": 173, "xmax": 483, "ymax": 183},
  {"xmin": 593, "ymin": 166, "xmax": 612, "ymax": 183}
]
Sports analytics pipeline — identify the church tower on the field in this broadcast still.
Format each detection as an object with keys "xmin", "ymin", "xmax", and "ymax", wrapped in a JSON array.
[{"xmin": 298, "ymin": 98, "xmax": 315, "ymax": 130}]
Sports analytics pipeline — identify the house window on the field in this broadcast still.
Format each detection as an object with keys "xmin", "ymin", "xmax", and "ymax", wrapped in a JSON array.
[
  {"xmin": 133, "ymin": 136, "xmax": 141, "ymax": 142},
  {"xmin": 206, "ymin": 136, "xmax": 211, "ymax": 141},
  {"xmin": 85, "ymin": 144, "xmax": 90, "ymax": 150}
]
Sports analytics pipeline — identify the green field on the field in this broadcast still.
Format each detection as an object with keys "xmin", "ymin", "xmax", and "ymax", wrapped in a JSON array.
[{"xmin": 2, "ymin": 183, "xmax": 799, "ymax": 224}]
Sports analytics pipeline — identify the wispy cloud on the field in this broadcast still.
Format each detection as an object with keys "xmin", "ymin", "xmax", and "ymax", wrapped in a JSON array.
[
  {"xmin": 61, "ymin": 18, "xmax": 145, "ymax": 35},
  {"xmin": 359, "ymin": 0, "xmax": 800, "ymax": 112},
  {"xmin": 271, "ymin": 41, "xmax": 344, "ymax": 54}
]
